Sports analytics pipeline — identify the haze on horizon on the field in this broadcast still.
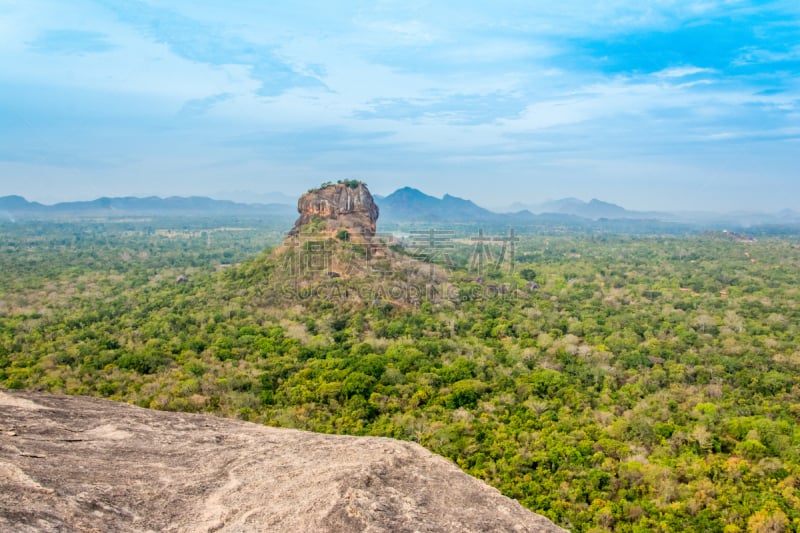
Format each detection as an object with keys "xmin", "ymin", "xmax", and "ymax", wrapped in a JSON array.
[{"xmin": 1, "ymin": 1, "xmax": 798, "ymax": 212}]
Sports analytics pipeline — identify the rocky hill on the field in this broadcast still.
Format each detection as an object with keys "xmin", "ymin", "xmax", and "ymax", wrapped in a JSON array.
[
  {"xmin": 0, "ymin": 391, "xmax": 565, "ymax": 532},
  {"xmin": 378, "ymin": 187, "xmax": 499, "ymax": 223},
  {"xmin": 289, "ymin": 181, "xmax": 379, "ymax": 240},
  {"xmin": 270, "ymin": 181, "xmax": 451, "ymax": 303}
]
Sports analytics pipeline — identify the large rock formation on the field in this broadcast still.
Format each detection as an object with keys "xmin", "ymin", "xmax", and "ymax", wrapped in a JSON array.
[
  {"xmin": 0, "ymin": 391, "xmax": 565, "ymax": 533},
  {"xmin": 289, "ymin": 181, "xmax": 379, "ymax": 239}
]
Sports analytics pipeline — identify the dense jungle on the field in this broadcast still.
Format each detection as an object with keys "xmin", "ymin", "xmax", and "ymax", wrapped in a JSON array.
[{"xmin": 2, "ymin": 217, "xmax": 799, "ymax": 532}]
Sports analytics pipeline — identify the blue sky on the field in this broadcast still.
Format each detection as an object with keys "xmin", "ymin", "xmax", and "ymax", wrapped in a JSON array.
[{"xmin": 1, "ymin": 0, "xmax": 798, "ymax": 211}]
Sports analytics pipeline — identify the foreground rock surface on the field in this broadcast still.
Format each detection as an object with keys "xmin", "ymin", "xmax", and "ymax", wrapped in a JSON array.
[{"xmin": 0, "ymin": 391, "xmax": 565, "ymax": 533}]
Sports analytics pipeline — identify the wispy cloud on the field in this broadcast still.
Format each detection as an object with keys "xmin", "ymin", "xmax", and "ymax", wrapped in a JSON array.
[
  {"xmin": 224, "ymin": 127, "xmax": 397, "ymax": 157},
  {"xmin": 178, "ymin": 93, "xmax": 233, "ymax": 118},
  {"xmin": 353, "ymin": 93, "xmax": 526, "ymax": 126},
  {"xmin": 27, "ymin": 29, "xmax": 117, "ymax": 55},
  {"xmin": 733, "ymin": 45, "xmax": 800, "ymax": 66},
  {"xmin": 2, "ymin": 0, "xmax": 799, "ymax": 211},
  {"xmin": 355, "ymin": 18, "xmax": 438, "ymax": 45},
  {"xmin": 95, "ymin": 0, "xmax": 326, "ymax": 97},
  {"xmin": 655, "ymin": 66, "xmax": 716, "ymax": 78},
  {"xmin": 0, "ymin": 143, "xmax": 118, "ymax": 169}
]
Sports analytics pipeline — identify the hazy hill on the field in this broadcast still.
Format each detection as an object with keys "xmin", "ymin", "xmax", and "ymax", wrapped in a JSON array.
[
  {"xmin": 503, "ymin": 197, "xmax": 668, "ymax": 220},
  {"xmin": 0, "ymin": 195, "xmax": 46, "ymax": 211},
  {"xmin": 214, "ymin": 190, "xmax": 296, "ymax": 205},
  {"xmin": 377, "ymin": 187, "xmax": 501, "ymax": 223},
  {"xmin": 375, "ymin": 189, "xmax": 673, "ymax": 225},
  {"xmin": 0, "ymin": 195, "xmax": 295, "ymax": 218},
  {"xmin": 544, "ymin": 198, "xmax": 629, "ymax": 219}
]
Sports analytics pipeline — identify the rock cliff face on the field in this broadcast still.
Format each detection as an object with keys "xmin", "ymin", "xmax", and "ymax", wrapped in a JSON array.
[
  {"xmin": 290, "ymin": 181, "xmax": 379, "ymax": 238},
  {"xmin": 0, "ymin": 391, "xmax": 565, "ymax": 533}
]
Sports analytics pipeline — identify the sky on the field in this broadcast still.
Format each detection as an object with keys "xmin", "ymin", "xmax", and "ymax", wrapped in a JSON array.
[{"xmin": 0, "ymin": 0, "xmax": 798, "ymax": 212}]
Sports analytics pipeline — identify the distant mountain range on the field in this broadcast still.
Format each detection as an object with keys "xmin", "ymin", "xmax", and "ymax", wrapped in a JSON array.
[
  {"xmin": 0, "ymin": 195, "xmax": 295, "ymax": 218},
  {"xmin": 498, "ymin": 197, "xmax": 670, "ymax": 220},
  {"xmin": 213, "ymin": 190, "xmax": 296, "ymax": 205},
  {"xmin": 3, "ymin": 189, "xmax": 800, "ymax": 229},
  {"xmin": 375, "ymin": 188, "xmax": 680, "ymax": 224}
]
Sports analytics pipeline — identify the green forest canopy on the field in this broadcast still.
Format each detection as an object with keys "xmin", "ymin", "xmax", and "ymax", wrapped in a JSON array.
[{"xmin": 1, "ymin": 218, "xmax": 799, "ymax": 532}]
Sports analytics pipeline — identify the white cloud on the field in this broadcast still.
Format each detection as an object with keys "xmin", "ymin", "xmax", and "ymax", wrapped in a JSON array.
[
  {"xmin": 655, "ymin": 66, "xmax": 715, "ymax": 78},
  {"xmin": 733, "ymin": 45, "xmax": 800, "ymax": 66},
  {"xmin": 429, "ymin": 39, "xmax": 557, "ymax": 65},
  {"xmin": 2, "ymin": 0, "xmax": 798, "ymax": 211},
  {"xmin": 2, "ymin": 4, "xmax": 255, "ymax": 105},
  {"xmin": 355, "ymin": 18, "xmax": 438, "ymax": 44}
]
